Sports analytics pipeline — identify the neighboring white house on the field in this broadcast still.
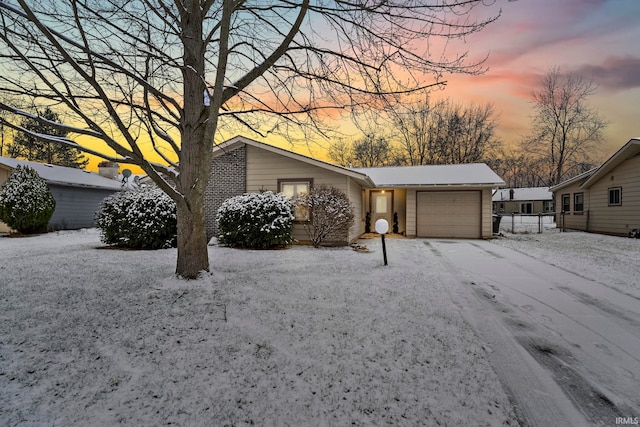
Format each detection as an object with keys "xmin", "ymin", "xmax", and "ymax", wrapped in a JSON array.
[
  {"xmin": 0, "ymin": 157, "xmax": 123, "ymax": 232},
  {"xmin": 492, "ymin": 187, "xmax": 554, "ymax": 214}
]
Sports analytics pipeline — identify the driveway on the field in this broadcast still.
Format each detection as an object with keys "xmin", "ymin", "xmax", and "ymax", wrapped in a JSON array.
[{"xmin": 424, "ymin": 239, "xmax": 640, "ymax": 427}]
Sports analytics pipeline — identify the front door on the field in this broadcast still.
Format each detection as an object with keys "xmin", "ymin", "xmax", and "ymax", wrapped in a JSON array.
[{"xmin": 370, "ymin": 190, "xmax": 393, "ymax": 231}]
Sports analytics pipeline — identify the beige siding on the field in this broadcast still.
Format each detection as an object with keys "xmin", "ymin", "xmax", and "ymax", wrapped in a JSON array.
[
  {"xmin": 555, "ymin": 181, "xmax": 590, "ymax": 232},
  {"xmin": 406, "ymin": 189, "xmax": 416, "ymax": 237},
  {"xmin": 587, "ymin": 155, "xmax": 640, "ymax": 236},
  {"xmin": 246, "ymin": 145, "xmax": 355, "ymax": 244},
  {"xmin": 481, "ymin": 188, "xmax": 493, "ymax": 238},
  {"xmin": 347, "ymin": 177, "xmax": 364, "ymax": 242}
]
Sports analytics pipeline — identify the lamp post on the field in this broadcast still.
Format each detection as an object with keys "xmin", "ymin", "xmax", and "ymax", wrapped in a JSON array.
[{"xmin": 375, "ymin": 219, "xmax": 389, "ymax": 266}]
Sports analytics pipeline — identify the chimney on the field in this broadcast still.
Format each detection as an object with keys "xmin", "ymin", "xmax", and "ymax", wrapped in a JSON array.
[
  {"xmin": 509, "ymin": 189, "xmax": 515, "ymax": 200},
  {"xmin": 98, "ymin": 161, "xmax": 119, "ymax": 180}
]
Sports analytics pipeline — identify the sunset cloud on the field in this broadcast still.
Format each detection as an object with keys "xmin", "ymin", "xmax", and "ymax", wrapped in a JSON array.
[{"xmin": 574, "ymin": 56, "xmax": 640, "ymax": 91}]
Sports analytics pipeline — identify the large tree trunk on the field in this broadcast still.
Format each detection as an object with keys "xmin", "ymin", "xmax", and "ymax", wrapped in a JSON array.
[
  {"xmin": 174, "ymin": 1, "xmax": 211, "ymax": 279},
  {"xmin": 175, "ymin": 190, "xmax": 209, "ymax": 279}
]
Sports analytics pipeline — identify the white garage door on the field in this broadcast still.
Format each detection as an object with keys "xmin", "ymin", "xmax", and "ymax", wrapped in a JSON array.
[{"xmin": 416, "ymin": 191, "xmax": 481, "ymax": 238}]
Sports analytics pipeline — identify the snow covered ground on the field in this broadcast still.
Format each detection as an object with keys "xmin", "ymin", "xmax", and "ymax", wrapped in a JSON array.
[
  {"xmin": 2, "ymin": 228, "xmax": 638, "ymax": 426},
  {"xmin": 493, "ymin": 228, "xmax": 640, "ymax": 299},
  {"xmin": 0, "ymin": 229, "xmax": 518, "ymax": 426}
]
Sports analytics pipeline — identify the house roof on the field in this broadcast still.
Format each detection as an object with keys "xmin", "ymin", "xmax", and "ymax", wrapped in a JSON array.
[
  {"xmin": 352, "ymin": 163, "xmax": 505, "ymax": 188},
  {"xmin": 580, "ymin": 138, "xmax": 640, "ymax": 189},
  {"xmin": 492, "ymin": 187, "xmax": 552, "ymax": 202},
  {"xmin": 214, "ymin": 136, "xmax": 376, "ymax": 187},
  {"xmin": 0, "ymin": 156, "xmax": 123, "ymax": 190},
  {"xmin": 548, "ymin": 167, "xmax": 597, "ymax": 192},
  {"xmin": 549, "ymin": 138, "xmax": 640, "ymax": 193}
]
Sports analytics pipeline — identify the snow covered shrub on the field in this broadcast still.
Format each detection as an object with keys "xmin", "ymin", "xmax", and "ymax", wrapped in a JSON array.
[
  {"xmin": 217, "ymin": 191, "xmax": 294, "ymax": 248},
  {"xmin": 96, "ymin": 186, "xmax": 177, "ymax": 249},
  {"xmin": 0, "ymin": 165, "xmax": 55, "ymax": 234},
  {"xmin": 296, "ymin": 185, "xmax": 354, "ymax": 247}
]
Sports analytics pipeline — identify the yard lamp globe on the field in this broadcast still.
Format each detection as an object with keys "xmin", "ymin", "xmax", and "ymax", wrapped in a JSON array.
[{"xmin": 374, "ymin": 219, "xmax": 389, "ymax": 234}]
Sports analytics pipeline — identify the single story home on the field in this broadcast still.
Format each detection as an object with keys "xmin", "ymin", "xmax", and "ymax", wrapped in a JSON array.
[
  {"xmin": 0, "ymin": 157, "xmax": 123, "ymax": 232},
  {"xmin": 205, "ymin": 136, "xmax": 505, "ymax": 244},
  {"xmin": 550, "ymin": 137, "xmax": 640, "ymax": 236},
  {"xmin": 492, "ymin": 187, "xmax": 554, "ymax": 214}
]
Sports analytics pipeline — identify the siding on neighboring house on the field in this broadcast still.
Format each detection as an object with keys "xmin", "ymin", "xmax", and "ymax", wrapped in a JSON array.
[
  {"xmin": 555, "ymin": 179, "xmax": 590, "ymax": 231},
  {"xmin": 586, "ymin": 155, "xmax": 640, "ymax": 235},
  {"xmin": 48, "ymin": 184, "xmax": 118, "ymax": 229},
  {"xmin": 552, "ymin": 139, "xmax": 640, "ymax": 236}
]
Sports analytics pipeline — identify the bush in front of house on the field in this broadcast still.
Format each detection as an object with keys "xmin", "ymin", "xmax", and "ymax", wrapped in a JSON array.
[
  {"xmin": 216, "ymin": 191, "xmax": 294, "ymax": 248},
  {"xmin": 295, "ymin": 185, "xmax": 354, "ymax": 247},
  {"xmin": 0, "ymin": 165, "xmax": 56, "ymax": 234},
  {"xmin": 96, "ymin": 186, "xmax": 177, "ymax": 249}
]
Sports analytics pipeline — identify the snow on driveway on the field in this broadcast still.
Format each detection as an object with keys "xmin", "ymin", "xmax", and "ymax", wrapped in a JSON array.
[
  {"xmin": 0, "ymin": 229, "xmax": 517, "ymax": 426},
  {"xmin": 427, "ymin": 233, "xmax": 640, "ymax": 427}
]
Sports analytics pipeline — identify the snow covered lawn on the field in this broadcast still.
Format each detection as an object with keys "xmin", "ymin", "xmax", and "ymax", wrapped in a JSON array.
[
  {"xmin": 0, "ymin": 229, "xmax": 517, "ymax": 426},
  {"xmin": 493, "ymin": 229, "xmax": 640, "ymax": 299}
]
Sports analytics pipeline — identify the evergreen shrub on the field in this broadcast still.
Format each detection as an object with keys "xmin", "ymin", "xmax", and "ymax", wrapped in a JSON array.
[
  {"xmin": 217, "ymin": 191, "xmax": 294, "ymax": 248},
  {"xmin": 96, "ymin": 186, "xmax": 177, "ymax": 249},
  {"xmin": 0, "ymin": 165, "xmax": 56, "ymax": 234}
]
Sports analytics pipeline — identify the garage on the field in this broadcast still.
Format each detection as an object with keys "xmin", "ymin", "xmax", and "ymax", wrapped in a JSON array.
[{"xmin": 416, "ymin": 191, "xmax": 482, "ymax": 238}]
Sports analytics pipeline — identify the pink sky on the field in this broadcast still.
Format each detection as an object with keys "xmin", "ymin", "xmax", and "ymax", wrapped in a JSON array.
[
  {"xmin": 434, "ymin": 0, "xmax": 640, "ymax": 159},
  {"xmin": 84, "ymin": 0, "xmax": 639, "ymax": 171}
]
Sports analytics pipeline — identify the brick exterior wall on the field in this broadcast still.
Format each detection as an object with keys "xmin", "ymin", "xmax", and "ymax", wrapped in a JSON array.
[{"xmin": 204, "ymin": 145, "xmax": 247, "ymax": 240}]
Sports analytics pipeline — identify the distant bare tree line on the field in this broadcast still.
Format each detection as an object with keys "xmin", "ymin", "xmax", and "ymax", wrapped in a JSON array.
[{"xmin": 328, "ymin": 68, "xmax": 607, "ymax": 188}]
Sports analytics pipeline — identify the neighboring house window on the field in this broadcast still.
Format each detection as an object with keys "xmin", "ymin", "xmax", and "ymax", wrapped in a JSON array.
[
  {"xmin": 574, "ymin": 193, "xmax": 584, "ymax": 213},
  {"xmin": 520, "ymin": 202, "xmax": 533, "ymax": 214},
  {"xmin": 608, "ymin": 187, "xmax": 621, "ymax": 206},
  {"xmin": 544, "ymin": 200, "xmax": 554, "ymax": 212},
  {"xmin": 562, "ymin": 194, "xmax": 570, "ymax": 213},
  {"xmin": 498, "ymin": 202, "xmax": 505, "ymax": 213},
  {"xmin": 279, "ymin": 179, "xmax": 312, "ymax": 221}
]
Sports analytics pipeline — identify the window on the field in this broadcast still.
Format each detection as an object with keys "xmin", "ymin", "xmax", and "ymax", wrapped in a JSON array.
[
  {"xmin": 520, "ymin": 202, "xmax": 533, "ymax": 214},
  {"xmin": 374, "ymin": 193, "xmax": 388, "ymax": 213},
  {"xmin": 279, "ymin": 179, "xmax": 312, "ymax": 221},
  {"xmin": 608, "ymin": 187, "xmax": 621, "ymax": 206},
  {"xmin": 562, "ymin": 194, "xmax": 570, "ymax": 213},
  {"xmin": 498, "ymin": 202, "xmax": 505, "ymax": 213},
  {"xmin": 544, "ymin": 200, "xmax": 554, "ymax": 212},
  {"xmin": 574, "ymin": 193, "xmax": 584, "ymax": 213}
]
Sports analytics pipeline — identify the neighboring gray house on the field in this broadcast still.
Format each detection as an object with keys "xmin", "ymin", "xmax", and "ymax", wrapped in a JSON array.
[
  {"xmin": 492, "ymin": 187, "xmax": 554, "ymax": 214},
  {"xmin": 0, "ymin": 157, "xmax": 122, "ymax": 232}
]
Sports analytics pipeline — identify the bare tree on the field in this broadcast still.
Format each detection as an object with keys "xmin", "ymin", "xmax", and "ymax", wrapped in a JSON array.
[
  {"xmin": 327, "ymin": 138, "xmax": 354, "ymax": 168},
  {"xmin": 523, "ymin": 67, "xmax": 607, "ymax": 186},
  {"xmin": 486, "ymin": 149, "xmax": 545, "ymax": 188},
  {"xmin": 351, "ymin": 134, "xmax": 395, "ymax": 167},
  {"xmin": 389, "ymin": 97, "xmax": 500, "ymax": 165},
  {"xmin": 0, "ymin": 0, "xmax": 500, "ymax": 278}
]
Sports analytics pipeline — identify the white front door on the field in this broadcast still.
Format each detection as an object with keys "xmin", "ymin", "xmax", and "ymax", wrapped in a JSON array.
[{"xmin": 371, "ymin": 190, "xmax": 393, "ymax": 231}]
